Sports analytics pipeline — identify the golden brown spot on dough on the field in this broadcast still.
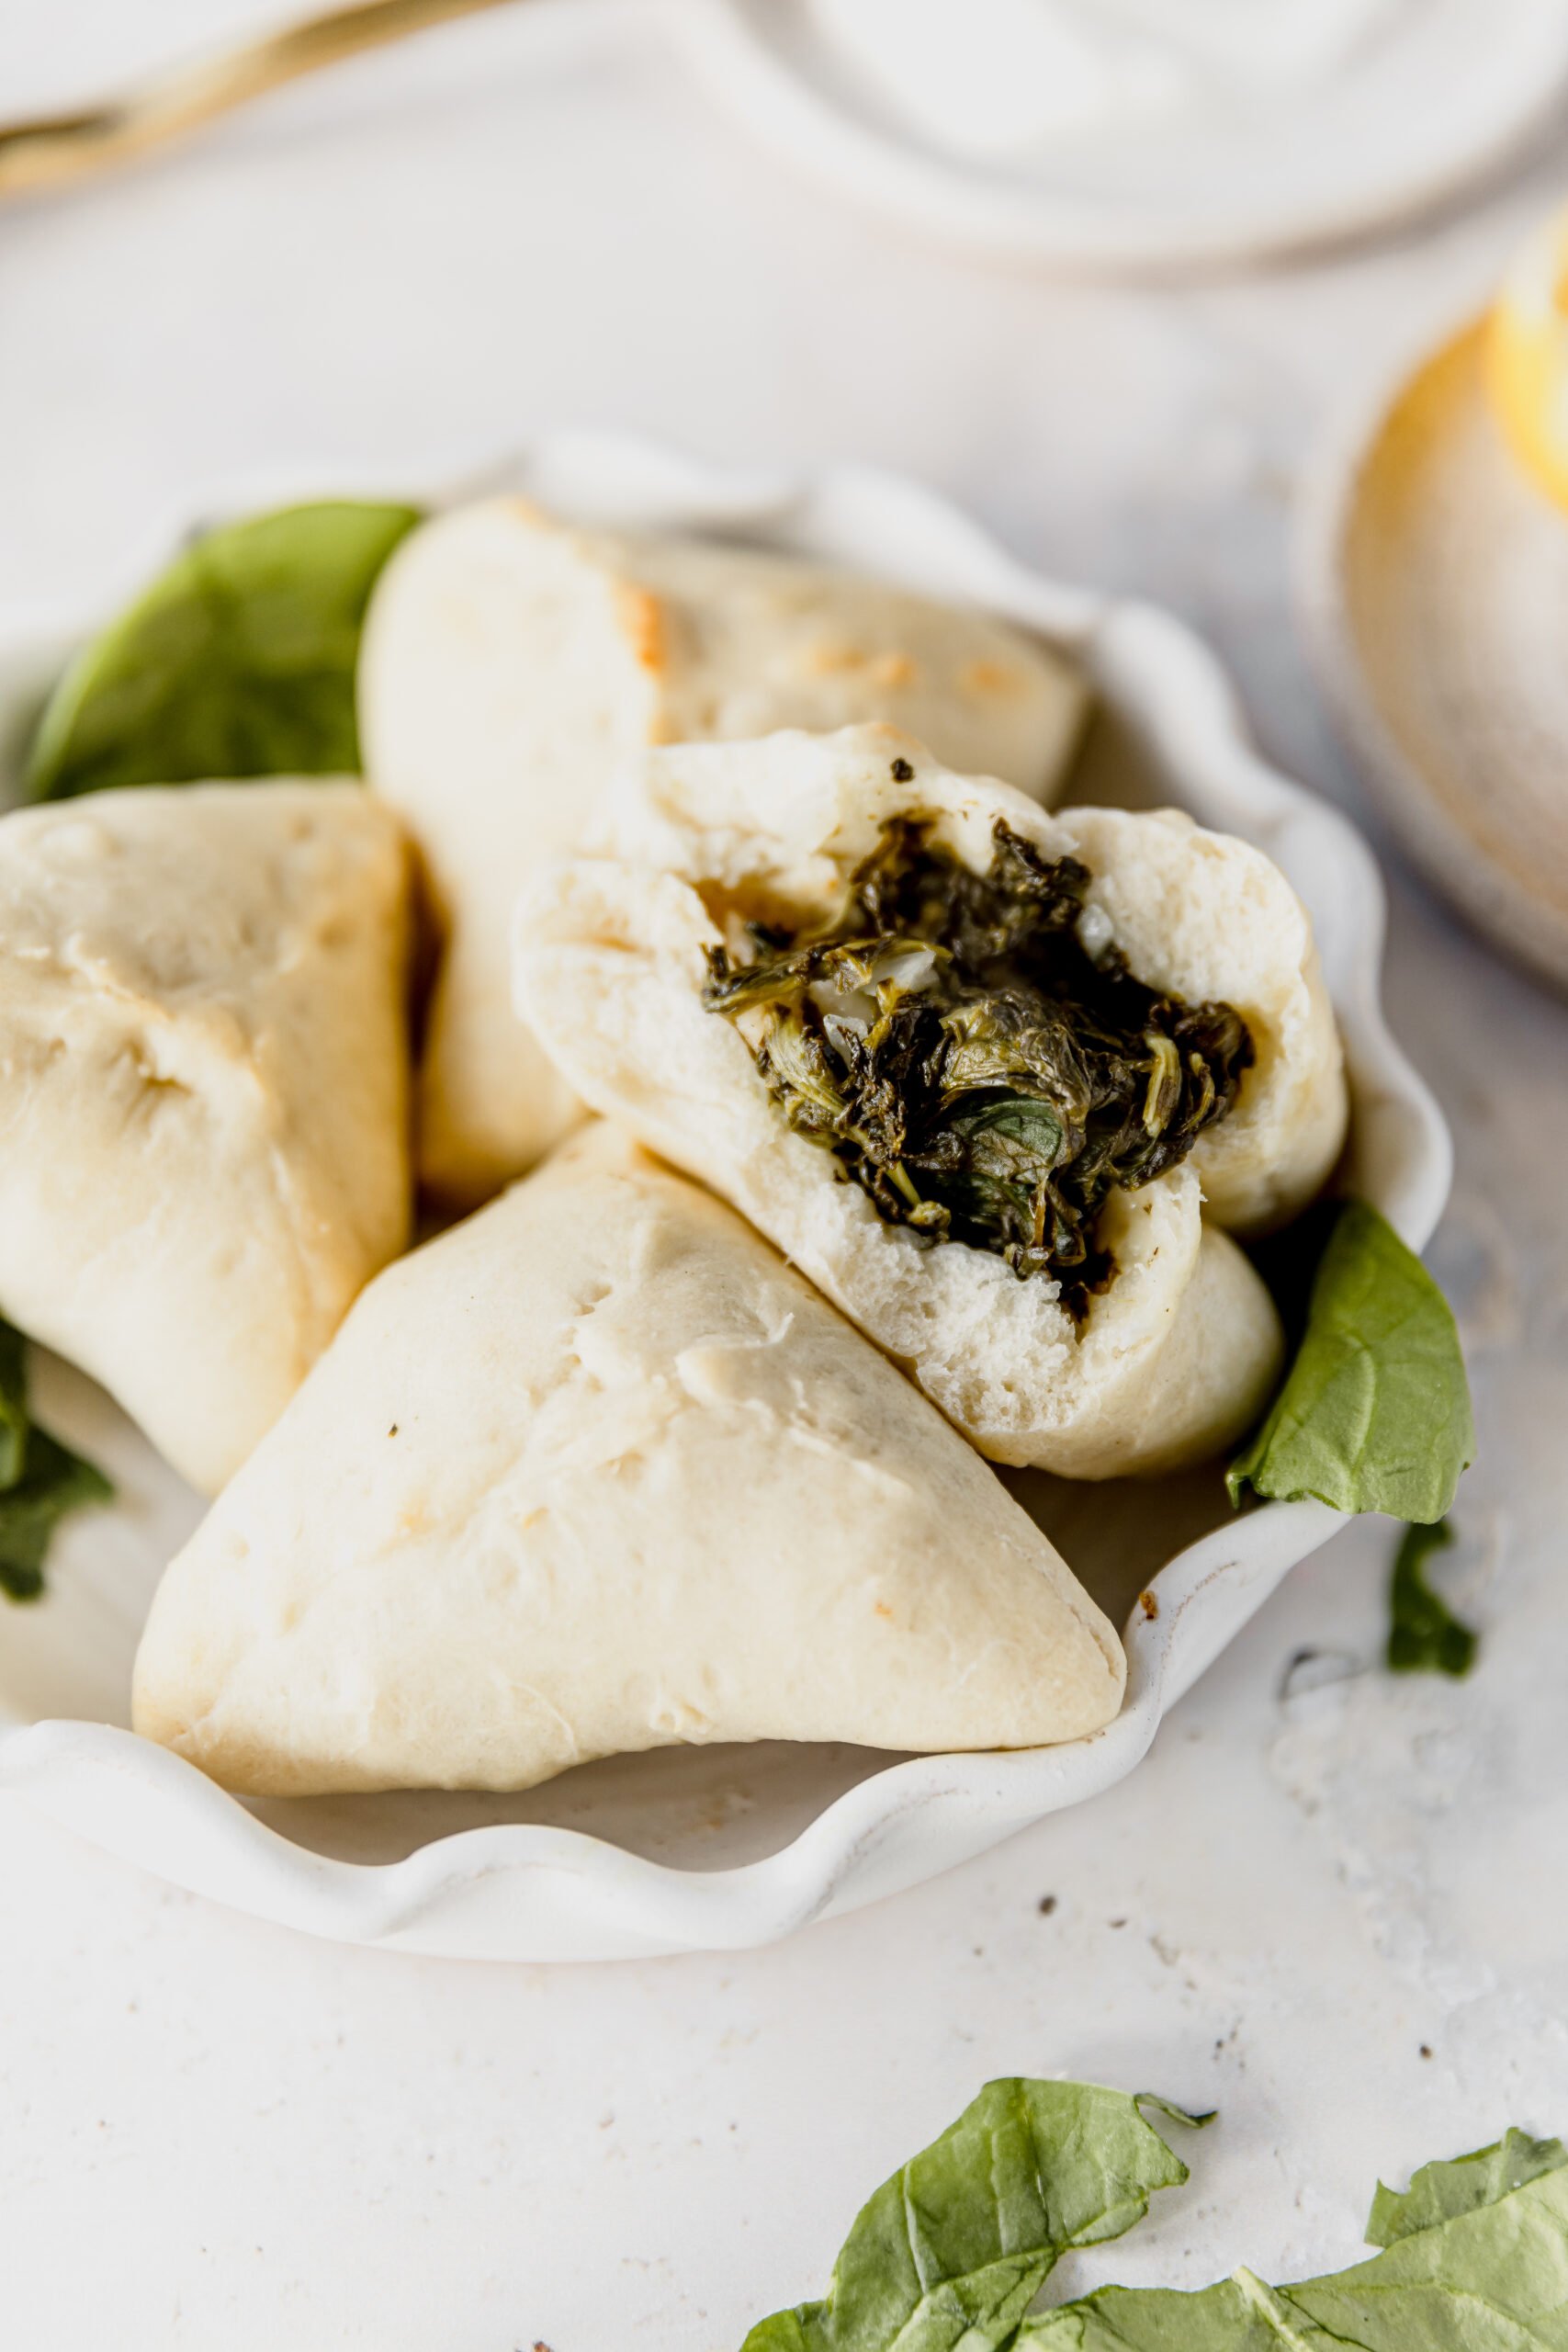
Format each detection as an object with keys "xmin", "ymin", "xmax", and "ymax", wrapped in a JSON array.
[
  {"xmin": 396, "ymin": 1498, "xmax": 432, "ymax": 1537},
  {"xmin": 964, "ymin": 659, "xmax": 1023, "ymax": 695},
  {"xmin": 799, "ymin": 638, "xmax": 858, "ymax": 676},
  {"xmin": 874, "ymin": 1600, "xmax": 894, "ymax": 1620},
  {"xmin": 615, "ymin": 582, "xmax": 665, "ymax": 673},
  {"xmin": 1138, "ymin": 1589, "xmax": 1159, "ymax": 1621},
  {"xmin": 799, "ymin": 641, "xmax": 916, "ymax": 687},
  {"xmin": 869, "ymin": 651, "xmax": 916, "ymax": 688}
]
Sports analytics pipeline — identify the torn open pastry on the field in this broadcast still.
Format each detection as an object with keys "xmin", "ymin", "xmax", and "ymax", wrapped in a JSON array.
[
  {"xmin": 131, "ymin": 1124, "xmax": 1124, "ymax": 1793},
  {"xmin": 516, "ymin": 725, "xmax": 1349, "ymax": 1477},
  {"xmin": 0, "ymin": 782, "xmax": 413, "ymax": 1494},
  {"xmin": 357, "ymin": 500, "xmax": 1089, "ymax": 1204}
]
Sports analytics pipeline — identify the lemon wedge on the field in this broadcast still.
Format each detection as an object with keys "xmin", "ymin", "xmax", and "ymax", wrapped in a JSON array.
[{"xmin": 1487, "ymin": 202, "xmax": 1568, "ymax": 514}]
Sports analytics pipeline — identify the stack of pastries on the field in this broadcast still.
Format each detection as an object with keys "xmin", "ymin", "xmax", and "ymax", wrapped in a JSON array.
[{"xmin": 0, "ymin": 501, "xmax": 1347, "ymax": 1795}]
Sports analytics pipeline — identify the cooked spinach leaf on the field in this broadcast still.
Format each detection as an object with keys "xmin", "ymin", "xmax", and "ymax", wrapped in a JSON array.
[
  {"xmin": 0, "ymin": 1317, "xmax": 112, "ymax": 1600},
  {"xmin": 705, "ymin": 809, "xmax": 1252, "ymax": 1313},
  {"xmin": 26, "ymin": 500, "xmax": 421, "ymax": 799},
  {"xmin": 1019, "ymin": 2128, "xmax": 1568, "ymax": 2348},
  {"xmin": 1385, "ymin": 1519, "xmax": 1477, "ymax": 1678},
  {"xmin": 1227, "ymin": 1199, "xmax": 1473, "ymax": 1521},
  {"xmin": 740, "ymin": 2082, "xmax": 1206, "ymax": 2352}
]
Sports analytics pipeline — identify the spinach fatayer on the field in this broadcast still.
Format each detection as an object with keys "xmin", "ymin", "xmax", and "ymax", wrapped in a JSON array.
[
  {"xmin": 515, "ymin": 725, "xmax": 1348, "ymax": 1479},
  {"xmin": 132, "ymin": 1126, "xmax": 1124, "ymax": 1795},
  {"xmin": 358, "ymin": 499, "xmax": 1088, "ymax": 1204},
  {"xmin": 0, "ymin": 784, "xmax": 413, "ymax": 1494},
  {"xmin": 699, "ymin": 808, "xmax": 1255, "ymax": 1316}
]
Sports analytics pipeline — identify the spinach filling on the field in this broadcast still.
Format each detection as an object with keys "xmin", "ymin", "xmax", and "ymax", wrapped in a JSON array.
[{"xmin": 702, "ymin": 810, "xmax": 1254, "ymax": 1315}]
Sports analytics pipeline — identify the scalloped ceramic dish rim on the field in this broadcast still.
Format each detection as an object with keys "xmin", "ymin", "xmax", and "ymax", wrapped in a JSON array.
[{"xmin": 0, "ymin": 435, "xmax": 1450, "ymax": 1961}]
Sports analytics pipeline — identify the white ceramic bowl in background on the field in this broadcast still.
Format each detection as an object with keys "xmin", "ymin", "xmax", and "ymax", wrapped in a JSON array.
[
  {"xmin": 1302, "ymin": 307, "xmax": 1568, "ymax": 995},
  {"xmin": 672, "ymin": 0, "xmax": 1568, "ymax": 274},
  {"xmin": 0, "ymin": 437, "xmax": 1449, "ymax": 1962}
]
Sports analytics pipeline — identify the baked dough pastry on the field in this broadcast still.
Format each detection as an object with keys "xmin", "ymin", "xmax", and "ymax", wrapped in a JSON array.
[
  {"xmin": 132, "ymin": 1124, "xmax": 1125, "ymax": 1793},
  {"xmin": 358, "ymin": 500, "xmax": 1089, "ymax": 1204},
  {"xmin": 0, "ymin": 783, "xmax": 412, "ymax": 1493},
  {"xmin": 516, "ymin": 726, "xmax": 1345, "ymax": 1477}
]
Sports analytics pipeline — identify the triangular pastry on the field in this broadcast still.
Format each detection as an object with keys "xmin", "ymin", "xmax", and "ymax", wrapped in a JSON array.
[
  {"xmin": 515, "ymin": 726, "xmax": 1341, "ymax": 1477},
  {"xmin": 0, "ymin": 782, "xmax": 412, "ymax": 1493},
  {"xmin": 358, "ymin": 500, "xmax": 1089, "ymax": 1203},
  {"xmin": 132, "ymin": 1125, "xmax": 1124, "ymax": 1793}
]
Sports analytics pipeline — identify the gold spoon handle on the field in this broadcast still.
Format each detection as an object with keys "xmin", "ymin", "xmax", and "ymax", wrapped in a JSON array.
[{"xmin": 0, "ymin": 0, "xmax": 524, "ymax": 199}]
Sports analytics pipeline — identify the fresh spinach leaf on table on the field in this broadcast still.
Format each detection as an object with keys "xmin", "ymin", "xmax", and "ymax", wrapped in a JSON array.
[
  {"xmin": 1385, "ymin": 1519, "xmax": 1477, "ymax": 1679},
  {"xmin": 1227, "ymin": 1199, "xmax": 1473, "ymax": 1522},
  {"xmin": 739, "ymin": 2085, "xmax": 1568, "ymax": 2352},
  {"xmin": 1019, "ymin": 2125, "xmax": 1568, "ymax": 2348},
  {"xmin": 0, "ymin": 1317, "xmax": 112, "ymax": 1600},
  {"xmin": 1365, "ymin": 2127, "xmax": 1568, "ymax": 2245},
  {"xmin": 741, "ymin": 2080, "xmax": 1209, "ymax": 2352},
  {"xmin": 26, "ymin": 499, "xmax": 421, "ymax": 799}
]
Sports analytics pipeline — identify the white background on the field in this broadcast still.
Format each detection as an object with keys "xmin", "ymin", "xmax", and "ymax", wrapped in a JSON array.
[{"xmin": 3, "ymin": 6, "xmax": 1568, "ymax": 2346}]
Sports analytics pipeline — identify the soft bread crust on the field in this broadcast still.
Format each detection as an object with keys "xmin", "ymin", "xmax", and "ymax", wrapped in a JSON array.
[
  {"xmin": 131, "ymin": 1124, "xmax": 1125, "ymax": 1793},
  {"xmin": 0, "ymin": 783, "xmax": 412, "ymax": 1493},
  {"xmin": 358, "ymin": 499, "xmax": 1089, "ymax": 1203},
  {"xmin": 1057, "ymin": 807, "xmax": 1348, "ymax": 1234},
  {"xmin": 514, "ymin": 727, "xmax": 1306, "ymax": 1477}
]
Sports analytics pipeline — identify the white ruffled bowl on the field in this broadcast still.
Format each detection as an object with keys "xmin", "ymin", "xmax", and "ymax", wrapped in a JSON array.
[{"xmin": 0, "ymin": 436, "xmax": 1448, "ymax": 1962}]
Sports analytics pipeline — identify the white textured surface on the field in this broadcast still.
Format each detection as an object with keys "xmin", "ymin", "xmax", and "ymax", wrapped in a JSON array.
[{"xmin": 0, "ymin": 6, "xmax": 1565, "ymax": 2345}]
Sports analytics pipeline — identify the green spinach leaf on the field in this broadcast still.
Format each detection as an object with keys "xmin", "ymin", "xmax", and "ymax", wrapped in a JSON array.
[
  {"xmin": 1385, "ymin": 1520, "xmax": 1478, "ymax": 1679},
  {"xmin": 1365, "ymin": 2128, "xmax": 1568, "ymax": 2245},
  {"xmin": 0, "ymin": 1317, "xmax": 112, "ymax": 1600},
  {"xmin": 737, "ymin": 2090, "xmax": 1568, "ymax": 2352},
  {"xmin": 0, "ymin": 1427, "xmax": 113, "ymax": 1601},
  {"xmin": 1227, "ymin": 1199, "xmax": 1473, "ymax": 1522},
  {"xmin": 741, "ymin": 2082, "xmax": 1207, "ymax": 2352},
  {"xmin": 1018, "ymin": 2136, "xmax": 1568, "ymax": 2349},
  {"xmin": 26, "ymin": 500, "xmax": 421, "ymax": 799},
  {"xmin": 0, "ymin": 1316, "xmax": 29, "ymax": 1491}
]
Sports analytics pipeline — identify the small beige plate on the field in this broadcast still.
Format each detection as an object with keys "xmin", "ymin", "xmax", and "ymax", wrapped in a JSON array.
[{"xmin": 1305, "ymin": 314, "xmax": 1568, "ymax": 991}]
